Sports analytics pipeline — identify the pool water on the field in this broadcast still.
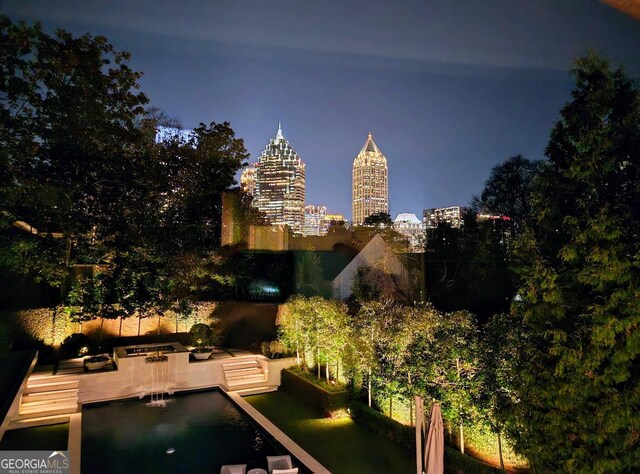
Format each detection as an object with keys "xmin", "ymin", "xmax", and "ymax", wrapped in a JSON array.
[
  {"xmin": 0, "ymin": 423, "xmax": 68, "ymax": 451},
  {"xmin": 82, "ymin": 390, "xmax": 284, "ymax": 473}
]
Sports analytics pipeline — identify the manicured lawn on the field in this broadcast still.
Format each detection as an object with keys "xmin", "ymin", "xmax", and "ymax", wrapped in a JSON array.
[{"xmin": 246, "ymin": 391, "xmax": 415, "ymax": 474}]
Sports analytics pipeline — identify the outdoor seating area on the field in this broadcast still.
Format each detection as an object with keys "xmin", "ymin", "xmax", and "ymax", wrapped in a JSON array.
[{"xmin": 220, "ymin": 455, "xmax": 298, "ymax": 474}]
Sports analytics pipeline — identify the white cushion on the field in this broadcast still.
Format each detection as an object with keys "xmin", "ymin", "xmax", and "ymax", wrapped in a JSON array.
[
  {"xmin": 272, "ymin": 469, "xmax": 298, "ymax": 474},
  {"xmin": 220, "ymin": 464, "xmax": 246, "ymax": 474},
  {"xmin": 266, "ymin": 455, "xmax": 293, "ymax": 471}
]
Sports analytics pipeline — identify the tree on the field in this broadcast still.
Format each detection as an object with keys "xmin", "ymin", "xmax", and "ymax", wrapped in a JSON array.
[
  {"xmin": 510, "ymin": 54, "xmax": 640, "ymax": 472},
  {"xmin": 278, "ymin": 295, "xmax": 311, "ymax": 368},
  {"xmin": 151, "ymin": 121, "xmax": 248, "ymax": 253},
  {"xmin": 362, "ymin": 212, "xmax": 393, "ymax": 228},
  {"xmin": 0, "ymin": 18, "xmax": 248, "ymax": 318},
  {"xmin": 425, "ymin": 212, "xmax": 514, "ymax": 323},
  {"xmin": 0, "ymin": 17, "xmax": 148, "ymax": 288},
  {"xmin": 476, "ymin": 312, "xmax": 528, "ymax": 471},
  {"xmin": 409, "ymin": 310, "xmax": 481, "ymax": 454},
  {"xmin": 472, "ymin": 155, "xmax": 542, "ymax": 238},
  {"xmin": 279, "ymin": 296, "xmax": 350, "ymax": 381}
]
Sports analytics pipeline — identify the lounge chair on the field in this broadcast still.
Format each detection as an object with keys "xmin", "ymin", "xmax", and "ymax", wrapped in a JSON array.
[
  {"xmin": 266, "ymin": 455, "xmax": 292, "ymax": 472},
  {"xmin": 220, "ymin": 464, "xmax": 246, "ymax": 474}
]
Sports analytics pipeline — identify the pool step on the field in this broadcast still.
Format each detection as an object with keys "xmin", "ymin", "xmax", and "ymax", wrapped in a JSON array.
[
  {"xmin": 226, "ymin": 374, "xmax": 268, "ymax": 386},
  {"xmin": 28, "ymin": 373, "xmax": 80, "ymax": 384},
  {"xmin": 25, "ymin": 379, "xmax": 80, "ymax": 393},
  {"xmin": 19, "ymin": 374, "xmax": 80, "ymax": 420},
  {"xmin": 8, "ymin": 414, "xmax": 70, "ymax": 429},
  {"xmin": 19, "ymin": 401, "xmax": 78, "ymax": 418},
  {"xmin": 222, "ymin": 359, "xmax": 262, "ymax": 370},
  {"xmin": 221, "ymin": 356, "xmax": 277, "ymax": 394},
  {"xmin": 21, "ymin": 388, "xmax": 79, "ymax": 403},
  {"xmin": 225, "ymin": 367, "xmax": 264, "ymax": 379},
  {"xmin": 20, "ymin": 395, "xmax": 78, "ymax": 408}
]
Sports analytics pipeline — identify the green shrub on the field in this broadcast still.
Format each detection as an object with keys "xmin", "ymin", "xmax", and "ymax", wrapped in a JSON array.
[
  {"xmin": 288, "ymin": 366, "xmax": 347, "ymax": 393},
  {"xmin": 281, "ymin": 368, "xmax": 349, "ymax": 417},
  {"xmin": 59, "ymin": 333, "xmax": 94, "ymax": 358},
  {"xmin": 348, "ymin": 400, "xmax": 415, "ymax": 450},
  {"xmin": 188, "ymin": 323, "xmax": 218, "ymax": 347},
  {"xmin": 444, "ymin": 446, "xmax": 501, "ymax": 474},
  {"xmin": 349, "ymin": 400, "xmax": 503, "ymax": 474}
]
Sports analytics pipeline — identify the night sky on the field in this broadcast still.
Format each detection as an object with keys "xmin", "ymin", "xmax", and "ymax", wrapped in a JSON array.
[{"xmin": 3, "ymin": 1, "xmax": 640, "ymax": 219}]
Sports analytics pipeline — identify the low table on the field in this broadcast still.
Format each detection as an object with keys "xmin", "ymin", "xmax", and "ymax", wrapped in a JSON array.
[{"xmin": 247, "ymin": 469, "xmax": 267, "ymax": 474}]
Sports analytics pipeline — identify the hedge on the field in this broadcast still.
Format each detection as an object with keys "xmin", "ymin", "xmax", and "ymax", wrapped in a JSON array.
[
  {"xmin": 349, "ymin": 399, "xmax": 415, "ymax": 450},
  {"xmin": 280, "ymin": 368, "xmax": 349, "ymax": 417},
  {"xmin": 350, "ymin": 400, "xmax": 502, "ymax": 474}
]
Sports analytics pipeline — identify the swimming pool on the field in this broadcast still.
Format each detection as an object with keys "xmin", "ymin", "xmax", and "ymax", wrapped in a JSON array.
[{"xmin": 81, "ymin": 390, "xmax": 291, "ymax": 473}]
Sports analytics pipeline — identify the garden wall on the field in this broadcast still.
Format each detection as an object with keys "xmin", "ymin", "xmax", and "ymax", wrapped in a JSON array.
[
  {"xmin": 0, "ymin": 302, "xmax": 217, "ymax": 346},
  {"xmin": 1, "ymin": 300, "xmax": 282, "ymax": 351}
]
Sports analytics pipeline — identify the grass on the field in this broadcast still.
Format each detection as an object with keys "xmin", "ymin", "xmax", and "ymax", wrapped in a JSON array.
[
  {"xmin": 246, "ymin": 390, "xmax": 415, "ymax": 474},
  {"xmin": 0, "ymin": 423, "xmax": 68, "ymax": 450}
]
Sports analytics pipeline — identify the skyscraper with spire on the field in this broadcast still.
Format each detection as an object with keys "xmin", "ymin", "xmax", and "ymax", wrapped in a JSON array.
[
  {"xmin": 352, "ymin": 132, "xmax": 389, "ymax": 225},
  {"xmin": 253, "ymin": 123, "xmax": 306, "ymax": 234}
]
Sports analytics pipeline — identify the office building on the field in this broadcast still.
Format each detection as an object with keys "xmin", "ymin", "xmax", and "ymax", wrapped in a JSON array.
[
  {"xmin": 253, "ymin": 123, "xmax": 306, "ymax": 234},
  {"xmin": 423, "ymin": 206, "xmax": 466, "ymax": 229},
  {"xmin": 240, "ymin": 164, "xmax": 257, "ymax": 196},
  {"xmin": 393, "ymin": 213, "xmax": 424, "ymax": 251},
  {"xmin": 303, "ymin": 205, "xmax": 328, "ymax": 236},
  {"xmin": 352, "ymin": 132, "xmax": 389, "ymax": 226}
]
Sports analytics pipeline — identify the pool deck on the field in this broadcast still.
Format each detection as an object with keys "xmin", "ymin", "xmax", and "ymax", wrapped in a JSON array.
[
  {"xmin": 1, "ymin": 347, "xmax": 327, "ymax": 472},
  {"xmin": 31, "ymin": 347, "xmax": 254, "ymax": 376}
]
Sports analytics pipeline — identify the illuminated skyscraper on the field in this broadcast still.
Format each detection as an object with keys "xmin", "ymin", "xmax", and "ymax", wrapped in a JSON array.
[
  {"xmin": 303, "ymin": 205, "xmax": 327, "ymax": 236},
  {"xmin": 240, "ymin": 164, "xmax": 257, "ymax": 196},
  {"xmin": 254, "ymin": 123, "xmax": 306, "ymax": 234},
  {"xmin": 352, "ymin": 132, "xmax": 388, "ymax": 225}
]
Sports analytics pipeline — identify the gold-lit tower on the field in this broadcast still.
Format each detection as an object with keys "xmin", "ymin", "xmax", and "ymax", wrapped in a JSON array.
[{"xmin": 352, "ymin": 132, "xmax": 388, "ymax": 225}]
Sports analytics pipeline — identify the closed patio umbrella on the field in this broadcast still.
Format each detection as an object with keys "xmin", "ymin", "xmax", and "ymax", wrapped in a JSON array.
[{"xmin": 424, "ymin": 403, "xmax": 444, "ymax": 474}]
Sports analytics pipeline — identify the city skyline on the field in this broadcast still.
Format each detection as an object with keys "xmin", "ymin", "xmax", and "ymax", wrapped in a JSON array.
[{"xmin": 4, "ymin": 1, "xmax": 639, "ymax": 218}]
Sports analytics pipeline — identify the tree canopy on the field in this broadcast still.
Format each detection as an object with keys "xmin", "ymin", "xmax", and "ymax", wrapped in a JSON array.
[
  {"xmin": 0, "ymin": 17, "xmax": 148, "ymax": 286},
  {"xmin": 0, "ymin": 17, "xmax": 248, "ymax": 314},
  {"xmin": 362, "ymin": 212, "xmax": 393, "ymax": 227},
  {"xmin": 509, "ymin": 53, "xmax": 640, "ymax": 472},
  {"xmin": 425, "ymin": 212, "xmax": 514, "ymax": 322},
  {"xmin": 472, "ymin": 155, "xmax": 542, "ymax": 237}
]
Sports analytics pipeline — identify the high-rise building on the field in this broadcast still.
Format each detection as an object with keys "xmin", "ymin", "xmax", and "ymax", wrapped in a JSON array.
[
  {"xmin": 352, "ymin": 132, "xmax": 388, "ymax": 225},
  {"xmin": 423, "ymin": 206, "xmax": 466, "ymax": 229},
  {"xmin": 393, "ymin": 213, "xmax": 424, "ymax": 252},
  {"xmin": 240, "ymin": 164, "xmax": 257, "ymax": 196},
  {"xmin": 155, "ymin": 126, "xmax": 195, "ymax": 144},
  {"xmin": 323, "ymin": 214, "xmax": 347, "ymax": 231},
  {"xmin": 303, "ymin": 205, "xmax": 327, "ymax": 236},
  {"xmin": 254, "ymin": 123, "xmax": 306, "ymax": 234}
]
